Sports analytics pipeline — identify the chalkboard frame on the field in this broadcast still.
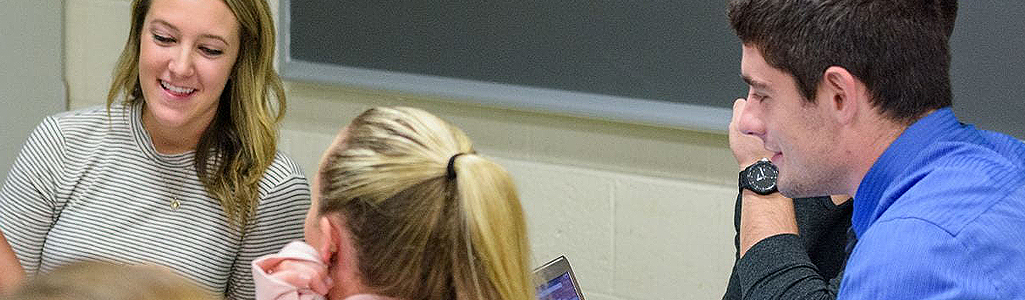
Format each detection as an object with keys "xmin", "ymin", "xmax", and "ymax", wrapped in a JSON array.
[{"xmin": 276, "ymin": 0, "xmax": 733, "ymax": 133}]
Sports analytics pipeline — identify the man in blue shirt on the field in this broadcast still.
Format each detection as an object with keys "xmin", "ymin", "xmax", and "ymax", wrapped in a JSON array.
[{"xmin": 725, "ymin": 0, "xmax": 1025, "ymax": 299}]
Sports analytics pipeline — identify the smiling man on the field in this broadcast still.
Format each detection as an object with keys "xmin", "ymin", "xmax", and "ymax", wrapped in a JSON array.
[{"xmin": 725, "ymin": 0, "xmax": 1025, "ymax": 299}]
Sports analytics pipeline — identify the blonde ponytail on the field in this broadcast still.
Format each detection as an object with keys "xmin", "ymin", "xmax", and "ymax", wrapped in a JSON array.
[
  {"xmin": 316, "ymin": 107, "xmax": 533, "ymax": 300},
  {"xmin": 451, "ymin": 155, "xmax": 533, "ymax": 300}
]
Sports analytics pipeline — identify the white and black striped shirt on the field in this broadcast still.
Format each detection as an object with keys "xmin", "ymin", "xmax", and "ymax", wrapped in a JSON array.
[{"xmin": 0, "ymin": 103, "xmax": 310, "ymax": 300}]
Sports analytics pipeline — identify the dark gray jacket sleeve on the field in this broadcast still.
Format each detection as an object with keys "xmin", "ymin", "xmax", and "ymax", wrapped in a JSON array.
[
  {"xmin": 734, "ymin": 234, "xmax": 842, "ymax": 299},
  {"xmin": 723, "ymin": 193, "xmax": 844, "ymax": 300}
]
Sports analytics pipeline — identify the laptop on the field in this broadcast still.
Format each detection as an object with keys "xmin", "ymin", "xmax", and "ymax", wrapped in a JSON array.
[{"xmin": 534, "ymin": 256, "xmax": 586, "ymax": 300}]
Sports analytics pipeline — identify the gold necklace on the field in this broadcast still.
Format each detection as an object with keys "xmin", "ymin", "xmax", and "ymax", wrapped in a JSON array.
[{"xmin": 161, "ymin": 168, "xmax": 183, "ymax": 211}]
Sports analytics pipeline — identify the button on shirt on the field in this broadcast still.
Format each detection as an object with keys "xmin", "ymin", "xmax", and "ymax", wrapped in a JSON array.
[{"xmin": 838, "ymin": 108, "xmax": 1025, "ymax": 299}]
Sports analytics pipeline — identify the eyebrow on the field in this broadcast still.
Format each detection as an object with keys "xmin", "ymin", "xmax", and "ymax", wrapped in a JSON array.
[
  {"xmin": 742, "ymin": 75, "xmax": 770, "ymax": 91},
  {"xmin": 150, "ymin": 19, "xmax": 230, "ymax": 46}
]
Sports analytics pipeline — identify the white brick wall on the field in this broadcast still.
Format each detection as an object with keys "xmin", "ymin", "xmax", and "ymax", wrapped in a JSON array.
[
  {"xmin": 65, "ymin": 0, "xmax": 131, "ymax": 109},
  {"xmin": 63, "ymin": 0, "xmax": 739, "ymax": 298}
]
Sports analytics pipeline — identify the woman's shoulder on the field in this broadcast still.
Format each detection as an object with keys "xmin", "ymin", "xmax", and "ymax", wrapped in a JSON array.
[
  {"xmin": 258, "ymin": 151, "xmax": 308, "ymax": 188},
  {"xmin": 254, "ymin": 152, "xmax": 310, "ymax": 212},
  {"xmin": 43, "ymin": 104, "xmax": 130, "ymax": 134},
  {"xmin": 48, "ymin": 104, "xmax": 127, "ymax": 123},
  {"xmin": 26, "ymin": 104, "xmax": 128, "ymax": 144}
]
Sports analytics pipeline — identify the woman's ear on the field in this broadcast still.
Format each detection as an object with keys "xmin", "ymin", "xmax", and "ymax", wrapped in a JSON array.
[
  {"xmin": 318, "ymin": 214, "xmax": 370, "ymax": 296},
  {"xmin": 317, "ymin": 216, "xmax": 339, "ymax": 264}
]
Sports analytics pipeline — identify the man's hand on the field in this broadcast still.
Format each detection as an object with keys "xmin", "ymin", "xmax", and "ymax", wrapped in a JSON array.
[
  {"xmin": 729, "ymin": 98, "xmax": 775, "ymax": 170},
  {"xmin": 729, "ymin": 99, "xmax": 799, "ymax": 257}
]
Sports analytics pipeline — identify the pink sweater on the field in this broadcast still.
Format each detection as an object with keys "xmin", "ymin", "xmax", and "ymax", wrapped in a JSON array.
[{"xmin": 251, "ymin": 241, "xmax": 395, "ymax": 300}]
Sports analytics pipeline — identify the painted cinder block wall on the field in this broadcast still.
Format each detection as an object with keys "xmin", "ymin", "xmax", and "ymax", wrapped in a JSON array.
[{"xmin": 64, "ymin": 0, "xmax": 739, "ymax": 298}]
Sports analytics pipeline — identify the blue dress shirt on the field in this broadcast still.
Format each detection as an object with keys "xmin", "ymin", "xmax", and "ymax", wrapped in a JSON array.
[{"xmin": 837, "ymin": 108, "xmax": 1025, "ymax": 299}]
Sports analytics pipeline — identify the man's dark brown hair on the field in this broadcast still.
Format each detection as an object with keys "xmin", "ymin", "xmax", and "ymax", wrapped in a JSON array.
[{"xmin": 728, "ymin": 0, "xmax": 958, "ymax": 124}]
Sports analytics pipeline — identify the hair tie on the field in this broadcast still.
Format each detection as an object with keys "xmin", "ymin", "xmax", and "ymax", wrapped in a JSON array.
[{"xmin": 446, "ymin": 153, "xmax": 470, "ymax": 180}]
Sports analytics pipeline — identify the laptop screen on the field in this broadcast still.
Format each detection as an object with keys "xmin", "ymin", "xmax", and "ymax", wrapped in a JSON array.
[
  {"xmin": 537, "ymin": 271, "xmax": 582, "ymax": 300},
  {"xmin": 534, "ymin": 256, "xmax": 585, "ymax": 300}
]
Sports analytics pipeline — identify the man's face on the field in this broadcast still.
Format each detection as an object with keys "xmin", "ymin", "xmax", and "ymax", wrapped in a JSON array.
[{"xmin": 737, "ymin": 44, "xmax": 842, "ymax": 198}]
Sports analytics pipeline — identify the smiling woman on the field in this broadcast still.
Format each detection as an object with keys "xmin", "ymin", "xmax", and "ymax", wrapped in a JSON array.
[
  {"xmin": 137, "ymin": 0, "xmax": 241, "ymax": 155},
  {"xmin": 0, "ymin": 0, "xmax": 309, "ymax": 299}
]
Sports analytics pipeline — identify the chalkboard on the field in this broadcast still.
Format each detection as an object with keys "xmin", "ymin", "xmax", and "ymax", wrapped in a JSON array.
[
  {"xmin": 280, "ymin": 1, "xmax": 1024, "ymax": 139},
  {"xmin": 949, "ymin": 2, "xmax": 1025, "ymax": 140},
  {"xmin": 278, "ymin": 0, "xmax": 739, "ymax": 132}
]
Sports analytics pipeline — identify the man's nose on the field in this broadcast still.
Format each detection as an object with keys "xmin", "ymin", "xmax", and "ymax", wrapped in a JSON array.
[{"xmin": 737, "ymin": 100, "xmax": 766, "ymax": 140}]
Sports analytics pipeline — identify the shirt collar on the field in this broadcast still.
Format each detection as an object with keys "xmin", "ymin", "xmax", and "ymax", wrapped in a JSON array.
[
  {"xmin": 129, "ymin": 100, "xmax": 195, "ymax": 168},
  {"xmin": 851, "ymin": 107, "xmax": 960, "ymax": 236}
]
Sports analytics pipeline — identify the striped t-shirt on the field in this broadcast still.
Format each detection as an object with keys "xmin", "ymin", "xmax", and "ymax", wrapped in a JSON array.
[{"xmin": 0, "ymin": 103, "xmax": 311, "ymax": 300}]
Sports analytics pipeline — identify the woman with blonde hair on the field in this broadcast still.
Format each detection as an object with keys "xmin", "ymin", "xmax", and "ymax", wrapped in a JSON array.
[
  {"xmin": 2, "ymin": 261, "xmax": 219, "ymax": 300},
  {"xmin": 0, "ymin": 0, "xmax": 309, "ymax": 299},
  {"xmin": 252, "ymin": 107, "xmax": 534, "ymax": 300}
]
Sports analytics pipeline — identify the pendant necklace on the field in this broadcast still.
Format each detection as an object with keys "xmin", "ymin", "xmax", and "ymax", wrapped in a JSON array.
[{"xmin": 162, "ymin": 169, "xmax": 183, "ymax": 211}]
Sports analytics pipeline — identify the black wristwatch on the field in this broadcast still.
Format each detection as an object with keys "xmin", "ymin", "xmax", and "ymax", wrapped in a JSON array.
[{"xmin": 739, "ymin": 158, "xmax": 778, "ymax": 195}]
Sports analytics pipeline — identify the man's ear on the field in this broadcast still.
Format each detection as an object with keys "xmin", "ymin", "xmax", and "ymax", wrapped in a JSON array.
[{"xmin": 821, "ymin": 66, "xmax": 864, "ymax": 125}]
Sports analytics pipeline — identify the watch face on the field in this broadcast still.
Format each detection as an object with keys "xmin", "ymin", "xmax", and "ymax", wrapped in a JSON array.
[{"xmin": 744, "ymin": 161, "xmax": 778, "ymax": 193}]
